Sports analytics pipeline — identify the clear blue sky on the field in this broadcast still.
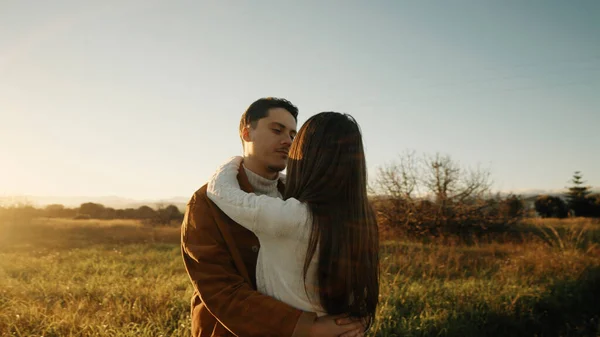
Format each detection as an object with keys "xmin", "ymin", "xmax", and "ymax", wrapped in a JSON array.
[{"xmin": 1, "ymin": 1, "xmax": 599, "ymax": 200}]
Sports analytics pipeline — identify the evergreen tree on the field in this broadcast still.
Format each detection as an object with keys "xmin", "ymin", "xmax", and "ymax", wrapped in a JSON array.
[{"xmin": 565, "ymin": 171, "xmax": 592, "ymax": 217}]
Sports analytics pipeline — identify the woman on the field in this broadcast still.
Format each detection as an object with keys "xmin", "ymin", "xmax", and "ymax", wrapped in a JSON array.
[{"xmin": 206, "ymin": 112, "xmax": 379, "ymax": 329}]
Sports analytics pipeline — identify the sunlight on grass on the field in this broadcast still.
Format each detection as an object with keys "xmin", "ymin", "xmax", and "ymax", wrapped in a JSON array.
[{"xmin": 1, "ymin": 217, "xmax": 599, "ymax": 336}]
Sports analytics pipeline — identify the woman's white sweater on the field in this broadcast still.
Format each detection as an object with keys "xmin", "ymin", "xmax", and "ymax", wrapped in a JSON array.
[{"xmin": 206, "ymin": 156, "xmax": 326, "ymax": 316}]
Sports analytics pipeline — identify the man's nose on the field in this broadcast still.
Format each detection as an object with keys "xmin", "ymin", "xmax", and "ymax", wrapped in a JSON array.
[{"xmin": 281, "ymin": 134, "xmax": 292, "ymax": 145}]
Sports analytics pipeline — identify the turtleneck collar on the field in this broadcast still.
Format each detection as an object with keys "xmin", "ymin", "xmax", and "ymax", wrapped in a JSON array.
[{"xmin": 242, "ymin": 164, "xmax": 282, "ymax": 198}]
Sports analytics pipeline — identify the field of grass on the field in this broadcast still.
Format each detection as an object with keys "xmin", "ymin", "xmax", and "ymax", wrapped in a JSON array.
[{"xmin": 1, "ymin": 216, "xmax": 599, "ymax": 336}]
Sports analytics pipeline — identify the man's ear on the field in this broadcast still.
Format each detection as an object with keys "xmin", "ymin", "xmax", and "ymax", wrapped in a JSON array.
[{"xmin": 241, "ymin": 125, "xmax": 252, "ymax": 142}]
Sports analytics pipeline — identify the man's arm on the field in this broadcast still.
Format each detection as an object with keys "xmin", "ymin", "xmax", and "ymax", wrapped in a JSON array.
[{"xmin": 181, "ymin": 192, "xmax": 316, "ymax": 337}]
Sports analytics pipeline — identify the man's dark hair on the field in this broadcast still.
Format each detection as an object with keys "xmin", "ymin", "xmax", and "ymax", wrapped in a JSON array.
[{"xmin": 239, "ymin": 97, "xmax": 299, "ymax": 140}]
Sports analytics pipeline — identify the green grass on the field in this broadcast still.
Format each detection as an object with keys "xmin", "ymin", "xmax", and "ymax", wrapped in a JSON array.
[
  {"xmin": 372, "ymin": 240, "xmax": 600, "ymax": 336},
  {"xmin": 0, "ymin": 219, "xmax": 191, "ymax": 337},
  {"xmin": 1, "ymin": 217, "xmax": 599, "ymax": 336}
]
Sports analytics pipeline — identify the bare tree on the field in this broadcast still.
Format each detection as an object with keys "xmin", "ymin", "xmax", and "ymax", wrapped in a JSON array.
[
  {"xmin": 371, "ymin": 151, "xmax": 421, "ymax": 230},
  {"xmin": 422, "ymin": 153, "xmax": 492, "ymax": 203},
  {"xmin": 373, "ymin": 151, "xmax": 513, "ymax": 238},
  {"xmin": 374, "ymin": 150, "xmax": 420, "ymax": 200}
]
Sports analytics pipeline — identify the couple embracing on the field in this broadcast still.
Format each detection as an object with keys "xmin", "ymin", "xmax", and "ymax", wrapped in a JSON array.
[{"xmin": 182, "ymin": 97, "xmax": 379, "ymax": 337}]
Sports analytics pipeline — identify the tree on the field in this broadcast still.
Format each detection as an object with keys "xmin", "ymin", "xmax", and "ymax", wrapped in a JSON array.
[
  {"xmin": 101, "ymin": 207, "xmax": 117, "ymax": 219},
  {"xmin": 535, "ymin": 195, "xmax": 568, "ymax": 218},
  {"xmin": 117, "ymin": 208, "xmax": 138, "ymax": 219},
  {"xmin": 78, "ymin": 202, "xmax": 106, "ymax": 218},
  {"xmin": 372, "ymin": 150, "xmax": 420, "ymax": 230},
  {"xmin": 136, "ymin": 205, "xmax": 156, "ymax": 219},
  {"xmin": 152, "ymin": 204, "xmax": 184, "ymax": 226},
  {"xmin": 587, "ymin": 194, "xmax": 600, "ymax": 218},
  {"xmin": 565, "ymin": 171, "xmax": 593, "ymax": 217},
  {"xmin": 372, "ymin": 151, "xmax": 516, "ymax": 238},
  {"xmin": 500, "ymin": 194, "xmax": 525, "ymax": 219},
  {"xmin": 164, "ymin": 205, "xmax": 183, "ymax": 221},
  {"xmin": 44, "ymin": 204, "xmax": 65, "ymax": 218},
  {"xmin": 422, "ymin": 153, "xmax": 491, "ymax": 209}
]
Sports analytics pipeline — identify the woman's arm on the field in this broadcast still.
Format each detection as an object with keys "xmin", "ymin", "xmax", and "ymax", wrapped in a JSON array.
[{"xmin": 206, "ymin": 156, "xmax": 310, "ymax": 239}]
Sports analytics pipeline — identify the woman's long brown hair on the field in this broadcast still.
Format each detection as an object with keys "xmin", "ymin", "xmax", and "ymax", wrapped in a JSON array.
[{"xmin": 284, "ymin": 112, "xmax": 379, "ymax": 328}]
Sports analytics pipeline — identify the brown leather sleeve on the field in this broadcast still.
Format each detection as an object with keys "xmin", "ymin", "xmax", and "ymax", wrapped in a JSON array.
[
  {"xmin": 182, "ymin": 189, "xmax": 314, "ymax": 337},
  {"xmin": 292, "ymin": 312, "xmax": 317, "ymax": 337}
]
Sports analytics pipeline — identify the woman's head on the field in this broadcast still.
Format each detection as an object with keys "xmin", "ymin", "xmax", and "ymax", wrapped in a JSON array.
[
  {"xmin": 285, "ymin": 112, "xmax": 366, "ymax": 203},
  {"xmin": 285, "ymin": 112, "xmax": 379, "ymax": 328}
]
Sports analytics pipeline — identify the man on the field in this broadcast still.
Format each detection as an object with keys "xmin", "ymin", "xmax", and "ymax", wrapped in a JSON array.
[{"xmin": 181, "ymin": 97, "xmax": 365, "ymax": 337}]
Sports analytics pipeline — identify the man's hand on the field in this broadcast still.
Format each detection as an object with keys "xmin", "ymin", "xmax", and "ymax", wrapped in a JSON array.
[
  {"xmin": 309, "ymin": 314, "xmax": 365, "ymax": 337},
  {"xmin": 336, "ymin": 316, "xmax": 369, "ymax": 337}
]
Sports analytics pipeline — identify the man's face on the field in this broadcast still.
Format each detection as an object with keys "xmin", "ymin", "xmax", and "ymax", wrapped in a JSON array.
[{"xmin": 243, "ymin": 108, "xmax": 297, "ymax": 173}]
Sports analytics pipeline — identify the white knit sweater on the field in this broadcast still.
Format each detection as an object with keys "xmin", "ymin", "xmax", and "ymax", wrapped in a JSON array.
[
  {"xmin": 242, "ymin": 164, "xmax": 282, "ymax": 199},
  {"xmin": 207, "ymin": 156, "xmax": 326, "ymax": 316}
]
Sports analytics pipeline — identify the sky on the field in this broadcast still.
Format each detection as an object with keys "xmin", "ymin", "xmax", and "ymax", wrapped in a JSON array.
[{"xmin": 1, "ymin": 0, "xmax": 599, "ymax": 201}]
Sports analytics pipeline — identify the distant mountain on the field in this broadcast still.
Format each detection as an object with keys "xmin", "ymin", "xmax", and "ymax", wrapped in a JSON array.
[
  {"xmin": 3, "ymin": 187, "xmax": 598, "ymax": 211},
  {"xmin": 502, "ymin": 187, "xmax": 600, "ymax": 198},
  {"xmin": 0, "ymin": 195, "xmax": 189, "ymax": 211}
]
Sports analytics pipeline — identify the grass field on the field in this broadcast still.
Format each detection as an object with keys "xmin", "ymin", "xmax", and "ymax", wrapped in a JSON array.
[{"xmin": 1, "ymin": 217, "xmax": 599, "ymax": 336}]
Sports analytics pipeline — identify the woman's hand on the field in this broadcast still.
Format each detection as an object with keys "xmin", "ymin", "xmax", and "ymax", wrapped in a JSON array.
[{"xmin": 309, "ymin": 314, "xmax": 365, "ymax": 337}]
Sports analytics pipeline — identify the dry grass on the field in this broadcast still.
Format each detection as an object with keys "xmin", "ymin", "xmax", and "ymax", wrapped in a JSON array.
[
  {"xmin": 0, "ymin": 217, "xmax": 180, "ymax": 252},
  {"xmin": 522, "ymin": 217, "xmax": 600, "ymax": 228},
  {"xmin": 0, "ymin": 218, "xmax": 187, "ymax": 337},
  {"xmin": 371, "ymin": 218, "xmax": 600, "ymax": 336},
  {"xmin": 1, "ymin": 217, "xmax": 599, "ymax": 336}
]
